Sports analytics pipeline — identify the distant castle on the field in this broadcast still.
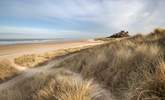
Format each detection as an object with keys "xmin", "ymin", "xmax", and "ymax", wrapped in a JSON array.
[{"xmin": 108, "ymin": 30, "xmax": 130, "ymax": 38}]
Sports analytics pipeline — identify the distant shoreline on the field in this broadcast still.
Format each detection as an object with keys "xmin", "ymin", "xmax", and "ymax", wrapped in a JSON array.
[{"xmin": 0, "ymin": 38, "xmax": 88, "ymax": 46}]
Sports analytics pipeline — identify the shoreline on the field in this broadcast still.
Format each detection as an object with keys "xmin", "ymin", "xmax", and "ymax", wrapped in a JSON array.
[{"xmin": 0, "ymin": 38, "xmax": 87, "ymax": 46}]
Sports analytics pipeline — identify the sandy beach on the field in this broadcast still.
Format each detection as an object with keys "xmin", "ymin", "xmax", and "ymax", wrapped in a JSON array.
[
  {"xmin": 0, "ymin": 39, "xmax": 102, "ymax": 70},
  {"xmin": 0, "ymin": 40, "xmax": 101, "ymax": 58}
]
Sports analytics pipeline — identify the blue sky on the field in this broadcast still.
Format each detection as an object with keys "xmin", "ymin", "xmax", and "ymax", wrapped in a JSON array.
[{"xmin": 0, "ymin": 0, "xmax": 165, "ymax": 39}]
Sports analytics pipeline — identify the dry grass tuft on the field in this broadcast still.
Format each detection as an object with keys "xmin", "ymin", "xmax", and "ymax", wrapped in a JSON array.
[
  {"xmin": 0, "ymin": 69, "xmax": 111, "ymax": 100},
  {"xmin": 15, "ymin": 54, "xmax": 40, "ymax": 67},
  {"xmin": 129, "ymin": 60, "xmax": 165, "ymax": 100},
  {"xmin": 0, "ymin": 59, "xmax": 18, "ymax": 83},
  {"xmin": 35, "ymin": 70, "xmax": 109, "ymax": 100},
  {"xmin": 14, "ymin": 46, "xmax": 91, "ymax": 68},
  {"xmin": 154, "ymin": 28, "xmax": 165, "ymax": 34},
  {"xmin": 146, "ymin": 28, "xmax": 165, "ymax": 41}
]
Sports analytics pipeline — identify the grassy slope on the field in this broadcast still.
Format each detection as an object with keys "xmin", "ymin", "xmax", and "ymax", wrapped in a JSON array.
[
  {"xmin": 0, "ymin": 28, "xmax": 165, "ymax": 100},
  {"xmin": 0, "ymin": 60, "xmax": 18, "ymax": 83},
  {"xmin": 55, "ymin": 28, "xmax": 165, "ymax": 100}
]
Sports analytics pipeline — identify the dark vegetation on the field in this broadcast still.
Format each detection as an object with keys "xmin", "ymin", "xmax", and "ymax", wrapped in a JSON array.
[
  {"xmin": 108, "ymin": 30, "xmax": 130, "ymax": 38},
  {"xmin": 95, "ymin": 30, "xmax": 130, "ymax": 41}
]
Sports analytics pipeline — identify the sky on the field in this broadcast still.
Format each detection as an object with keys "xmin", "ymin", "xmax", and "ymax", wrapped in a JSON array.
[{"xmin": 0, "ymin": 0, "xmax": 165, "ymax": 39}]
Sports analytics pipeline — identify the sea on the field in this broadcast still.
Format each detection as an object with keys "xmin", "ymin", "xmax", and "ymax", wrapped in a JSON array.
[{"xmin": 0, "ymin": 38, "xmax": 70, "ymax": 45}]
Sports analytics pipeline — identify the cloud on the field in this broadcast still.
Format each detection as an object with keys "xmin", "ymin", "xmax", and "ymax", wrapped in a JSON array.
[
  {"xmin": 0, "ymin": 26, "xmax": 101, "ymax": 39},
  {"xmin": 0, "ymin": 0, "xmax": 165, "ymax": 36},
  {"xmin": 0, "ymin": 26, "xmax": 55, "ymax": 34}
]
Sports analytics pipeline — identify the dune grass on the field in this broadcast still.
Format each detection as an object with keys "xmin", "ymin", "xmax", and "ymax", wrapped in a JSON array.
[
  {"xmin": 34, "ymin": 70, "xmax": 109, "ymax": 100},
  {"xmin": 14, "ymin": 46, "xmax": 93, "ymax": 68},
  {"xmin": 128, "ymin": 60, "xmax": 165, "ymax": 100},
  {"xmin": 0, "ymin": 69, "xmax": 110, "ymax": 100},
  {"xmin": 0, "ymin": 59, "xmax": 18, "ymax": 83},
  {"xmin": 53, "ymin": 28, "xmax": 165, "ymax": 100},
  {"xmin": 0, "ymin": 28, "xmax": 165, "ymax": 100}
]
